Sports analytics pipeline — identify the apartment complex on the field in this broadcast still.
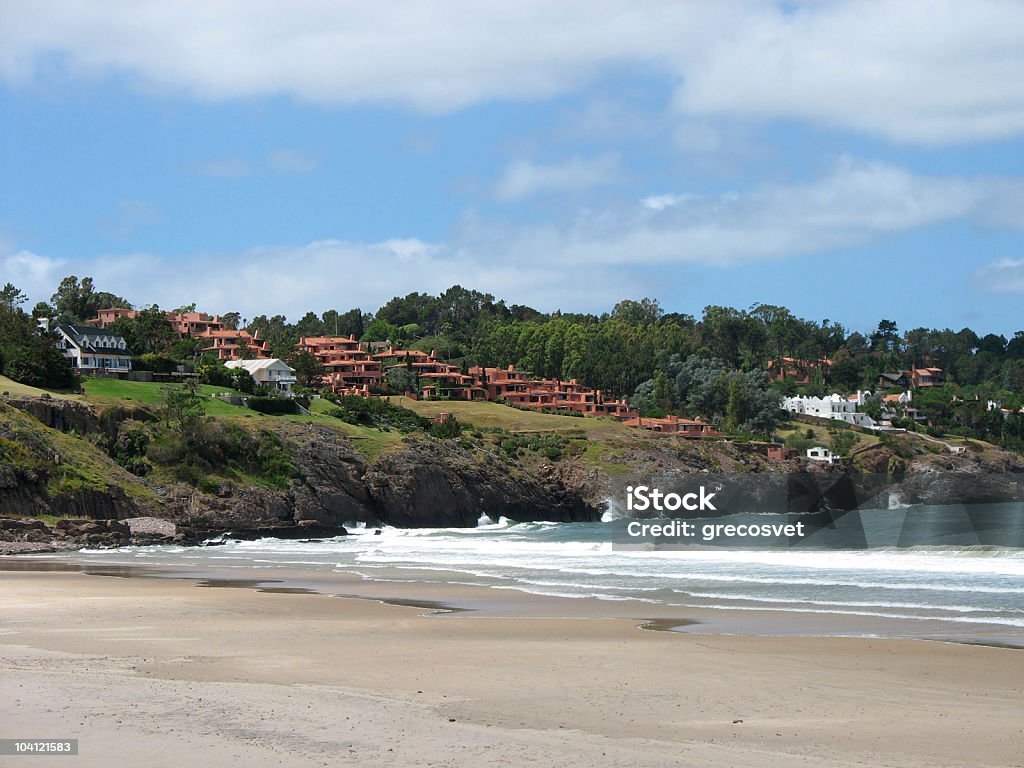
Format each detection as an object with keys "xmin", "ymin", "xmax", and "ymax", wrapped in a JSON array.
[
  {"xmin": 619, "ymin": 415, "xmax": 724, "ymax": 437},
  {"xmin": 87, "ymin": 308, "xmax": 225, "ymax": 337},
  {"xmin": 197, "ymin": 329, "xmax": 272, "ymax": 361},
  {"xmin": 296, "ymin": 335, "xmax": 382, "ymax": 395},
  {"xmin": 293, "ymin": 338, "xmax": 635, "ymax": 418}
]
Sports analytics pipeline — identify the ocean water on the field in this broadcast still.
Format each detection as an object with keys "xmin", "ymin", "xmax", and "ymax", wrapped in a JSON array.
[{"xmin": 52, "ymin": 503, "xmax": 1024, "ymax": 634}]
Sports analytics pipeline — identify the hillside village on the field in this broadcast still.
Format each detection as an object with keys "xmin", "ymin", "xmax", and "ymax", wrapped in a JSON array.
[
  {"xmin": 2, "ymin": 278, "xmax": 1023, "ymax": 459},
  {"xmin": 2, "ymin": 279, "xmax": 1024, "ymax": 544},
  {"xmin": 41, "ymin": 303, "xmax": 1023, "ymax": 453}
]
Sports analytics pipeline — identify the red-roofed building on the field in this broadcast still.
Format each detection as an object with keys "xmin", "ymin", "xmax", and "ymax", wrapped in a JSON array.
[
  {"xmin": 619, "ymin": 415, "xmax": 724, "ymax": 437},
  {"xmin": 910, "ymin": 367, "xmax": 944, "ymax": 388},
  {"xmin": 198, "ymin": 328, "xmax": 272, "ymax": 360},
  {"xmin": 86, "ymin": 307, "xmax": 224, "ymax": 338},
  {"xmin": 767, "ymin": 357, "xmax": 832, "ymax": 385},
  {"xmin": 467, "ymin": 365, "xmax": 635, "ymax": 417},
  {"xmin": 296, "ymin": 335, "xmax": 383, "ymax": 393}
]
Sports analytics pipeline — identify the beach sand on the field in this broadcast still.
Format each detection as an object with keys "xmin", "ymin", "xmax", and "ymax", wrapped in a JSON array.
[{"xmin": 1, "ymin": 565, "xmax": 1022, "ymax": 767}]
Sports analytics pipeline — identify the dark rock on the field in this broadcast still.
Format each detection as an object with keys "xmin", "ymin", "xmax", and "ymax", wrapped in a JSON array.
[
  {"xmin": 363, "ymin": 438, "xmax": 601, "ymax": 527},
  {"xmin": 3, "ymin": 396, "xmax": 100, "ymax": 435}
]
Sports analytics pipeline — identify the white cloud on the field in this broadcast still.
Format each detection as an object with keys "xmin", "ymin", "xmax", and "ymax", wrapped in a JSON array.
[
  {"xmin": 641, "ymin": 194, "xmax": 695, "ymax": 212},
  {"xmin": 195, "ymin": 157, "xmax": 251, "ymax": 178},
  {"xmin": 475, "ymin": 157, "xmax": 1024, "ymax": 267},
  {"xmin": 670, "ymin": 1, "xmax": 1024, "ymax": 145},
  {"xmin": 494, "ymin": 155, "xmax": 620, "ymax": 201},
  {"xmin": 7, "ymin": 239, "xmax": 645, "ymax": 320},
  {"xmin": 2, "ymin": 250, "xmax": 66, "ymax": 300},
  {"xmin": 8, "ymin": 158, "xmax": 1023, "ymax": 316},
  {"xmin": 4, "ymin": 1, "xmax": 1024, "ymax": 143},
  {"xmin": 98, "ymin": 198, "xmax": 162, "ymax": 237},
  {"xmin": 267, "ymin": 148, "xmax": 318, "ymax": 174},
  {"xmin": 974, "ymin": 258, "xmax": 1024, "ymax": 294}
]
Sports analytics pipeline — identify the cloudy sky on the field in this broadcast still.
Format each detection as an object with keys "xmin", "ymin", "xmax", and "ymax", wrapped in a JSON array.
[{"xmin": 2, "ymin": 0, "xmax": 1023, "ymax": 334}]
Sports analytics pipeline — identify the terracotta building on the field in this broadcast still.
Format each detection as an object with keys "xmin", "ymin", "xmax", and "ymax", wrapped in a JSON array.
[
  {"xmin": 86, "ymin": 307, "xmax": 223, "ymax": 338},
  {"xmin": 618, "ymin": 415, "xmax": 724, "ymax": 437},
  {"xmin": 296, "ymin": 335, "xmax": 382, "ymax": 395},
  {"xmin": 198, "ymin": 328, "xmax": 272, "ymax": 361}
]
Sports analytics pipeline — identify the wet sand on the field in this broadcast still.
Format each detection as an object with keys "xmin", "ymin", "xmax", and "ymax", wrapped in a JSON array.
[{"xmin": 1, "ymin": 563, "xmax": 1023, "ymax": 767}]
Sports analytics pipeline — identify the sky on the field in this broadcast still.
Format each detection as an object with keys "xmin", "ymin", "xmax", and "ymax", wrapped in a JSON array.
[{"xmin": 2, "ymin": 0, "xmax": 1023, "ymax": 336}]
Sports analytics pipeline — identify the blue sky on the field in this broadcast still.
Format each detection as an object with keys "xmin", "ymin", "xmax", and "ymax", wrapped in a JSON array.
[{"xmin": 2, "ymin": 1, "xmax": 1023, "ymax": 336}]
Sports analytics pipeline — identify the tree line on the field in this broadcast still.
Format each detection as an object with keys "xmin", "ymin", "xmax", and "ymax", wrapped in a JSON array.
[{"xmin": 3, "ymin": 278, "xmax": 1023, "ymax": 444}]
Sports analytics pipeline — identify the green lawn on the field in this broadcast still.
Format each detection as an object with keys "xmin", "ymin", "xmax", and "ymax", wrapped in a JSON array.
[
  {"xmin": 0, "ymin": 374, "xmax": 81, "ymax": 400},
  {"xmin": 83, "ymin": 377, "xmax": 244, "ymax": 412},
  {"xmin": 384, "ymin": 396, "xmax": 633, "ymax": 438}
]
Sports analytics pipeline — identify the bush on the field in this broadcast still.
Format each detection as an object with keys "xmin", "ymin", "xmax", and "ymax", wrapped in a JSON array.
[
  {"xmin": 2, "ymin": 343, "xmax": 78, "ymax": 389},
  {"xmin": 133, "ymin": 354, "xmax": 180, "ymax": 373},
  {"xmin": 247, "ymin": 396, "xmax": 300, "ymax": 415},
  {"xmin": 326, "ymin": 395, "xmax": 431, "ymax": 432},
  {"xmin": 429, "ymin": 415, "xmax": 463, "ymax": 439},
  {"xmin": 498, "ymin": 433, "xmax": 569, "ymax": 461}
]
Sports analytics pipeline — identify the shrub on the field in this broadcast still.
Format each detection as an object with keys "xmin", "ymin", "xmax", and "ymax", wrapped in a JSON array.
[
  {"xmin": 247, "ymin": 396, "xmax": 300, "ymax": 415},
  {"xmin": 429, "ymin": 415, "xmax": 464, "ymax": 439},
  {"xmin": 133, "ymin": 354, "xmax": 180, "ymax": 373},
  {"xmin": 326, "ymin": 395, "xmax": 431, "ymax": 432}
]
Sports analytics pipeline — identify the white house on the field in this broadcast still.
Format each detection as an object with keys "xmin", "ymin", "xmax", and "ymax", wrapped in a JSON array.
[
  {"xmin": 781, "ymin": 393, "xmax": 875, "ymax": 428},
  {"xmin": 806, "ymin": 446, "xmax": 837, "ymax": 464},
  {"xmin": 53, "ymin": 324, "xmax": 132, "ymax": 373},
  {"xmin": 224, "ymin": 358, "xmax": 297, "ymax": 396}
]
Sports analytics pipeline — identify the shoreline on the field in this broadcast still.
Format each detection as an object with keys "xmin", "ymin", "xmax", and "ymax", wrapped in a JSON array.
[
  {"xmin": 3, "ymin": 561, "xmax": 1024, "ymax": 766},
  {"xmin": 4, "ymin": 554, "xmax": 1023, "ymax": 648}
]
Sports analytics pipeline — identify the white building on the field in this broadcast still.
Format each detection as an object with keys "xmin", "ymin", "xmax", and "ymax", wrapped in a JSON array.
[
  {"xmin": 224, "ymin": 358, "xmax": 297, "ymax": 396},
  {"xmin": 806, "ymin": 446, "xmax": 837, "ymax": 464},
  {"xmin": 54, "ymin": 324, "xmax": 132, "ymax": 373},
  {"xmin": 781, "ymin": 393, "xmax": 875, "ymax": 428}
]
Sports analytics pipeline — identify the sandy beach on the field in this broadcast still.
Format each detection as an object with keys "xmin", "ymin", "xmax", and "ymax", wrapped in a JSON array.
[{"xmin": 0, "ymin": 563, "xmax": 1021, "ymax": 767}]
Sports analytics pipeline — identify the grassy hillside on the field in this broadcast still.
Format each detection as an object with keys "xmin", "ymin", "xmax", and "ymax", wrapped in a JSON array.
[
  {"xmin": 384, "ymin": 397, "xmax": 633, "ymax": 438},
  {"xmin": 78, "ymin": 379, "xmax": 404, "ymax": 460},
  {"xmin": 0, "ymin": 374, "xmax": 80, "ymax": 400},
  {"xmin": 0, "ymin": 400, "xmax": 162, "ymax": 509}
]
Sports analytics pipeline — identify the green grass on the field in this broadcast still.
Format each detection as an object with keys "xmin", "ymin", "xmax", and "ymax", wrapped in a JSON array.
[
  {"xmin": 304, "ymin": 397, "xmax": 409, "ymax": 457},
  {"xmin": 83, "ymin": 377, "xmax": 247, "ymax": 415},
  {"xmin": 384, "ymin": 397, "xmax": 633, "ymax": 438},
  {"xmin": 0, "ymin": 401, "xmax": 162, "ymax": 510},
  {"xmin": 775, "ymin": 419, "xmax": 881, "ymax": 450},
  {"xmin": 0, "ymin": 374, "xmax": 81, "ymax": 400},
  {"xmin": 578, "ymin": 440, "xmax": 633, "ymax": 476}
]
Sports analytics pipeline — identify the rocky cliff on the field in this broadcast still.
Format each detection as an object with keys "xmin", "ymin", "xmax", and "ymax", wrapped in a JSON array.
[
  {"xmin": 2, "ymin": 394, "xmax": 1021, "ymax": 553},
  {"xmin": 0, "ymin": 396, "xmax": 601, "ymax": 547}
]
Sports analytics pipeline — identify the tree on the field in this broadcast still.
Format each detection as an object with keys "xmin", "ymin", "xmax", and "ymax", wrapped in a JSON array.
[
  {"xmin": 0, "ymin": 302, "xmax": 77, "ymax": 389},
  {"xmin": 221, "ymin": 312, "xmax": 241, "ymax": 331},
  {"xmin": 288, "ymin": 350, "xmax": 326, "ymax": 389},
  {"xmin": 172, "ymin": 303, "xmax": 197, "ymax": 314},
  {"xmin": 653, "ymin": 369, "xmax": 673, "ymax": 410},
  {"xmin": 611, "ymin": 298, "xmax": 663, "ymax": 326},
  {"xmin": 294, "ymin": 311, "xmax": 324, "ymax": 339},
  {"xmin": 0, "ymin": 283, "xmax": 27, "ymax": 309},
  {"xmin": 830, "ymin": 426, "xmax": 860, "ymax": 457},
  {"xmin": 161, "ymin": 380, "xmax": 204, "ymax": 441},
  {"xmin": 385, "ymin": 365, "xmax": 419, "ymax": 394},
  {"xmin": 871, "ymin": 319, "xmax": 899, "ymax": 352},
  {"xmin": 229, "ymin": 368, "xmax": 255, "ymax": 394},
  {"xmin": 31, "ymin": 301, "xmax": 55, "ymax": 319},
  {"xmin": 725, "ymin": 377, "xmax": 747, "ymax": 432},
  {"xmin": 362, "ymin": 317, "xmax": 399, "ymax": 343},
  {"xmin": 51, "ymin": 275, "xmax": 132, "ymax": 322}
]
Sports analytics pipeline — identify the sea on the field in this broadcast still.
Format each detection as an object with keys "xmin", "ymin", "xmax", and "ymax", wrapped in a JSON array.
[{"xmin": 40, "ymin": 502, "xmax": 1024, "ymax": 638}]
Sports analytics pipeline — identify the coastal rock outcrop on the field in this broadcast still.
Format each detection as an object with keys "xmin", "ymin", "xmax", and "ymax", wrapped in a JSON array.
[{"xmin": 363, "ymin": 438, "xmax": 600, "ymax": 527}]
